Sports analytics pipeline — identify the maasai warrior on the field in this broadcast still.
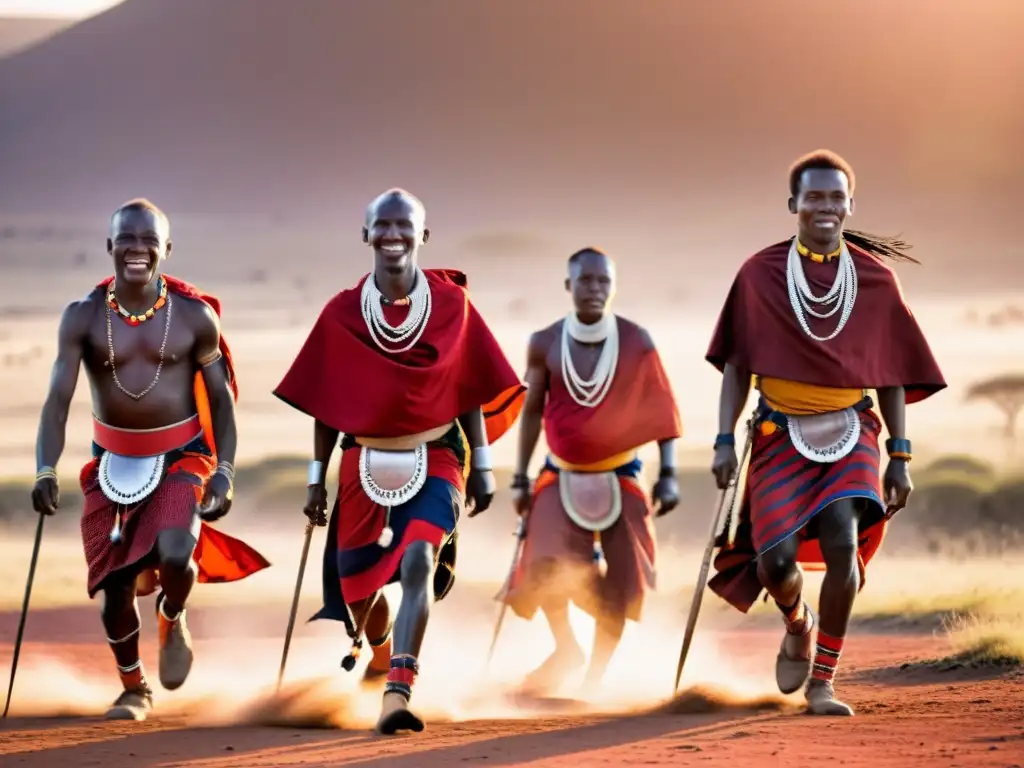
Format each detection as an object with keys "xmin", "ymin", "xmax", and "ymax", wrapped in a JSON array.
[
  {"xmin": 502, "ymin": 247, "xmax": 682, "ymax": 696},
  {"xmin": 31, "ymin": 199, "xmax": 270, "ymax": 721},
  {"xmin": 705, "ymin": 150, "xmax": 946, "ymax": 715},
  {"xmin": 272, "ymin": 188, "xmax": 525, "ymax": 735}
]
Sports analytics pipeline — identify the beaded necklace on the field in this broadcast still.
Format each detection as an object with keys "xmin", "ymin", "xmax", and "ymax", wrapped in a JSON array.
[{"xmin": 106, "ymin": 277, "xmax": 168, "ymax": 326}]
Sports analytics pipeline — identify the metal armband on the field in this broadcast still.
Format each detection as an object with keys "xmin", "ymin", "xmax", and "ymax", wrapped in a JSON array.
[
  {"xmin": 471, "ymin": 445, "xmax": 493, "ymax": 472},
  {"xmin": 198, "ymin": 349, "xmax": 224, "ymax": 367},
  {"xmin": 307, "ymin": 460, "xmax": 325, "ymax": 487}
]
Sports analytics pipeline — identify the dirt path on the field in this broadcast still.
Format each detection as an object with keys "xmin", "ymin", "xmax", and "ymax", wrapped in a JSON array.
[
  {"xmin": 3, "ymin": 677, "xmax": 1022, "ymax": 768},
  {"xmin": 2, "ymin": 617, "xmax": 1023, "ymax": 767}
]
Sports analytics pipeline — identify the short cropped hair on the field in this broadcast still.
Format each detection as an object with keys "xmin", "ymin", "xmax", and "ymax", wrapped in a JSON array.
[
  {"xmin": 110, "ymin": 198, "xmax": 170, "ymax": 235},
  {"xmin": 365, "ymin": 188, "xmax": 426, "ymax": 227},
  {"xmin": 567, "ymin": 246, "xmax": 609, "ymax": 268},
  {"xmin": 788, "ymin": 150, "xmax": 856, "ymax": 197}
]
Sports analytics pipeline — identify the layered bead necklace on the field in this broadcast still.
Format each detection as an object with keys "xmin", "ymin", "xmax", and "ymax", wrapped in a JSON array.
[
  {"xmin": 360, "ymin": 266, "xmax": 432, "ymax": 353},
  {"xmin": 561, "ymin": 312, "xmax": 618, "ymax": 408},
  {"xmin": 786, "ymin": 238, "xmax": 858, "ymax": 342},
  {"xmin": 105, "ymin": 278, "xmax": 173, "ymax": 401}
]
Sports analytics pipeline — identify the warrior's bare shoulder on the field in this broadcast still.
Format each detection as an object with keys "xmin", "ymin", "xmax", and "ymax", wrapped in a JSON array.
[
  {"xmin": 175, "ymin": 293, "xmax": 221, "ymax": 332},
  {"xmin": 525, "ymin": 321, "xmax": 561, "ymax": 373},
  {"xmin": 174, "ymin": 294, "xmax": 222, "ymax": 363},
  {"xmin": 58, "ymin": 287, "xmax": 104, "ymax": 340},
  {"xmin": 530, "ymin": 318, "xmax": 563, "ymax": 348}
]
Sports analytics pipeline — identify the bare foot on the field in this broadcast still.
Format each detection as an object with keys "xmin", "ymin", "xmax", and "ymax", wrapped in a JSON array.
[
  {"xmin": 104, "ymin": 685, "xmax": 153, "ymax": 721},
  {"xmin": 519, "ymin": 643, "xmax": 586, "ymax": 697},
  {"xmin": 805, "ymin": 679, "xmax": 854, "ymax": 716},
  {"xmin": 776, "ymin": 605, "xmax": 814, "ymax": 695},
  {"xmin": 376, "ymin": 691, "xmax": 424, "ymax": 735},
  {"xmin": 158, "ymin": 600, "xmax": 194, "ymax": 691}
]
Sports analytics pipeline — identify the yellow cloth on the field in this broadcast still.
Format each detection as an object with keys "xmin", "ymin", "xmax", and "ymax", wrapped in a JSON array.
[
  {"xmin": 550, "ymin": 449, "xmax": 638, "ymax": 473},
  {"xmin": 755, "ymin": 375, "xmax": 865, "ymax": 416}
]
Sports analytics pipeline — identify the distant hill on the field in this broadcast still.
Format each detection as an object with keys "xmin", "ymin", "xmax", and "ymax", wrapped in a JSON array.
[
  {"xmin": 0, "ymin": 0, "xmax": 1021, "ymax": 285},
  {"xmin": 0, "ymin": 16, "xmax": 71, "ymax": 58}
]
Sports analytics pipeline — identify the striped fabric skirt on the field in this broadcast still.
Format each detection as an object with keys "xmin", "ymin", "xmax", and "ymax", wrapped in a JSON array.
[{"xmin": 708, "ymin": 401, "xmax": 887, "ymax": 612}]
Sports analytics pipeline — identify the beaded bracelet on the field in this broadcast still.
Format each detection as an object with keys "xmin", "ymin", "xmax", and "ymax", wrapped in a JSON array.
[
  {"xmin": 216, "ymin": 461, "xmax": 235, "ymax": 482},
  {"xmin": 885, "ymin": 438, "xmax": 913, "ymax": 461},
  {"xmin": 713, "ymin": 433, "xmax": 735, "ymax": 450},
  {"xmin": 510, "ymin": 473, "xmax": 530, "ymax": 490}
]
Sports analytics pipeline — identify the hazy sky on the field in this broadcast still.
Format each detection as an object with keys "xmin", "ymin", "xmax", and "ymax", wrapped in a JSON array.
[{"xmin": 0, "ymin": 0, "xmax": 120, "ymax": 17}]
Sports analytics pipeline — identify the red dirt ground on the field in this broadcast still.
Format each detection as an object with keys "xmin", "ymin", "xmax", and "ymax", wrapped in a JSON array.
[{"xmin": 2, "ymin": 610, "xmax": 1023, "ymax": 767}]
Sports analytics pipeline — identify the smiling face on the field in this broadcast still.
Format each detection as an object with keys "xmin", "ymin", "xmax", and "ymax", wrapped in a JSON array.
[
  {"xmin": 362, "ymin": 192, "xmax": 428, "ymax": 275},
  {"xmin": 790, "ymin": 167, "xmax": 854, "ymax": 252},
  {"xmin": 107, "ymin": 207, "xmax": 170, "ymax": 286}
]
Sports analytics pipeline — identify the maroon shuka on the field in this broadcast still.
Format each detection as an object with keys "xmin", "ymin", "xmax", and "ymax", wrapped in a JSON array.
[
  {"xmin": 705, "ymin": 239, "xmax": 947, "ymax": 402},
  {"xmin": 544, "ymin": 319, "xmax": 682, "ymax": 465},
  {"xmin": 273, "ymin": 268, "xmax": 526, "ymax": 440},
  {"xmin": 704, "ymin": 237, "xmax": 946, "ymax": 612}
]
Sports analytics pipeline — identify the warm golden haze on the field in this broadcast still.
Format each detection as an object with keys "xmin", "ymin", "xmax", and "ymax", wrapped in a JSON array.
[{"xmin": 2, "ymin": 1, "xmax": 1023, "ymax": 764}]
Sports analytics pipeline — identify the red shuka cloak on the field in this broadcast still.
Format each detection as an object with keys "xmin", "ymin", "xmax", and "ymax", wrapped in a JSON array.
[
  {"xmin": 544, "ymin": 318, "xmax": 682, "ymax": 465},
  {"xmin": 704, "ymin": 240, "xmax": 946, "ymax": 402},
  {"xmin": 272, "ymin": 268, "xmax": 526, "ymax": 443}
]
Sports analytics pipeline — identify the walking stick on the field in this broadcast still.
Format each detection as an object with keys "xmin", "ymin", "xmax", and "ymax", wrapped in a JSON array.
[
  {"xmin": 276, "ymin": 517, "xmax": 316, "ymax": 691},
  {"xmin": 485, "ymin": 515, "xmax": 527, "ymax": 671},
  {"xmin": 723, "ymin": 416, "xmax": 755, "ymax": 552},
  {"xmin": 672, "ymin": 415, "xmax": 754, "ymax": 693},
  {"xmin": 3, "ymin": 512, "xmax": 46, "ymax": 719}
]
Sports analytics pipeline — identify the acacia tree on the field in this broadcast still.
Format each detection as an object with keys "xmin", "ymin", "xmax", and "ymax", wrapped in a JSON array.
[{"xmin": 965, "ymin": 373, "xmax": 1024, "ymax": 439}]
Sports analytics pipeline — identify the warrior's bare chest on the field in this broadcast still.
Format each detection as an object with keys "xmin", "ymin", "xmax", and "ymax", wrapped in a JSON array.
[{"xmin": 86, "ymin": 318, "xmax": 195, "ymax": 368}]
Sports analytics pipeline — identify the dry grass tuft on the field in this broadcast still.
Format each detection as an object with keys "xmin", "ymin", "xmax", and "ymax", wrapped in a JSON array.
[
  {"xmin": 940, "ymin": 612, "xmax": 1024, "ymax": 667},
  {"xmin": 849, "ymin": 556, "xmax": 1024, "ymax": 630}
]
